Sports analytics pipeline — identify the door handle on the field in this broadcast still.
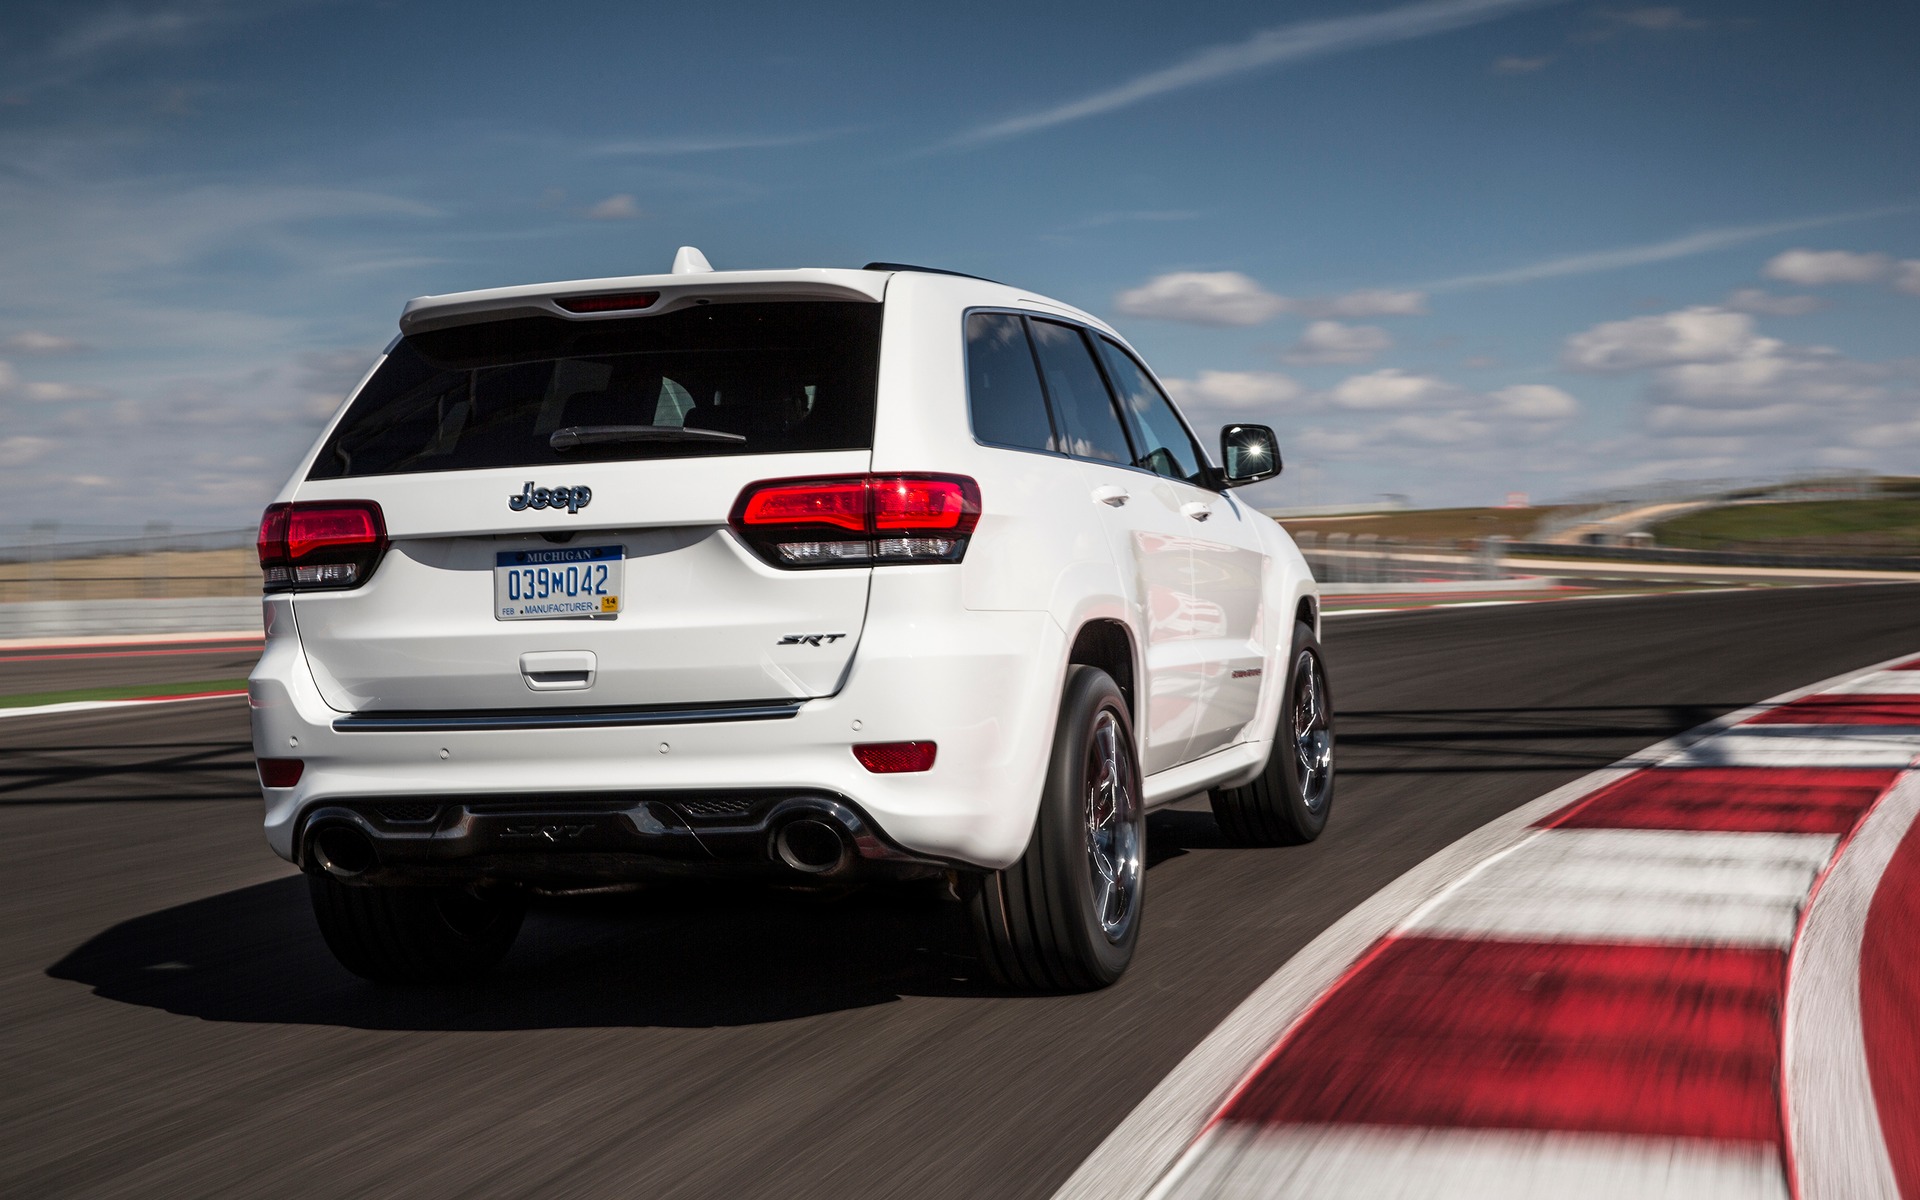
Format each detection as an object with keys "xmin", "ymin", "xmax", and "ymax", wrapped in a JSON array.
[
  {"xmin": 1181, "ymin": 501, "xmax": 1213, "ymax": 521},
  {"xmin": 1092, "ymin": 485, "xmax": 1130, "ymax": 507}
]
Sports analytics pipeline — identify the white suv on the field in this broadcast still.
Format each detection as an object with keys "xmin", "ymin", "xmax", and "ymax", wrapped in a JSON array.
[{"xmin": 250, "ymin": 250, "xmax": 1333, "ymax": 990}]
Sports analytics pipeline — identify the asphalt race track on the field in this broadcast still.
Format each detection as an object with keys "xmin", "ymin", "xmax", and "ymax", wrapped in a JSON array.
[{"xmin": 3, "ymin": 585, "xmax": 1917, "ymax": 1198}]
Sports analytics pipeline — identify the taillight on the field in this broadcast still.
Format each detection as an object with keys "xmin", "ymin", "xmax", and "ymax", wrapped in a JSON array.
[
  {"xmin": 730, "ymin": 475, "xmax": 980, "ymax": 568},
  {"xmin": 257, "ymin": 501, "xmax": 387, "ymax": 592}
]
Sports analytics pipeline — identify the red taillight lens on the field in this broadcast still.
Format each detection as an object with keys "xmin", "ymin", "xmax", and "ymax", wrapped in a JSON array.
[
  {"xmin": 256, "ymin": 501, "xmax": 387, "ymax": 592},
  {"xmin": 257, "ymin": 757, "xmax": 304, "ymax": 787},
  {"xmin": 739, "ymin": 480, "xmax": 869, "ymax": 532},
  {"xmin": 729, "ymin": 475, "xmax": 980, "ymax": 569},
  {"xmin": 554, "ymin": 291, "xmax": 660, "ymax": 313},
  {"xmin": 871, "ymin": 477, "xmax": 980, "ymax": 533},
  {"xmin": 853, "ymin": 741, "xmax": 937, "ymax": 773}
]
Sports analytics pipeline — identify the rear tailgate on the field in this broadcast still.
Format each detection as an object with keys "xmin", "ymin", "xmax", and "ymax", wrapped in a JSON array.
[{"xmin": 281, "ymin": 294, "xmax": 882, "ymax": 714}]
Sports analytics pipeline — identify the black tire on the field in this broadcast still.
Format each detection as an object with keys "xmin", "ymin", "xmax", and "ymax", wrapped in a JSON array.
[
  {"xmin": 1209, "ymin": 621, "xmax": 1335, "ymax": 847},
  {"xmin": 307, "ymin": 873, "xmax": 526, "ymax": 984},
  {"xmin": 966, "ymin": 666, "xmax": 1145, "ymax": 991}
]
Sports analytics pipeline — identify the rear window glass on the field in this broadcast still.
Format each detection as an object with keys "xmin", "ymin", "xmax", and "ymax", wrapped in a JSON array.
[
  {"xmin": 965, "ymin": 312, "xmax": 1057, "ymax": 453},
  {"xmin": 308, "ymin": 301, "xmax": 881, "ymax": 479},
  {"xmin": 1029, "ymin": 319, "xmax": 1133, "ymax": 465}
]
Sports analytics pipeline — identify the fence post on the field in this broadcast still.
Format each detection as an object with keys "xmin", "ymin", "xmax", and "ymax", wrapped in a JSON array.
[{"xmin": 143, "ymin": 521, "xmax": 171, "ymax": 600}]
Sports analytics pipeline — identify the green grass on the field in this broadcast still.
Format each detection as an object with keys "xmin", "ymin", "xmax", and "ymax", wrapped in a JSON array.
[
  {"xmin": 1653, "ymin": 497, "xmax": 1920, "ymax": 554},
  {"xmin": 0, "ymin": 678, "xmax": 249, "ymax": 709}
]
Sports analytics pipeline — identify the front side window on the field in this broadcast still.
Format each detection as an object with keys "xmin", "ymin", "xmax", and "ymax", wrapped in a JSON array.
[
  {"xmin": 1097, "ymin": 338, "xmax": 1208, "ymax": 487},
  {"xmin": 309, "ymin": 301, "xmax": 880, "ymax": 479},
  {"xmin": 965, "ymin": 312, "xmax": 1056, "ymax": 453},
  {"xmin": 1028, "ymin": 319, "xmax": 1133, "ymax": 465}
]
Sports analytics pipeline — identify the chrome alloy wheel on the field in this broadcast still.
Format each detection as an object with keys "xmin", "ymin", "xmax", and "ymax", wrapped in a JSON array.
[
  {"xmin": 1292, "ymin": 649, "xmax": 1334, "ymax": 813},
  {"xmin": 1083, "ymin": 709, "xmax": 1143, "ymax": 944}
]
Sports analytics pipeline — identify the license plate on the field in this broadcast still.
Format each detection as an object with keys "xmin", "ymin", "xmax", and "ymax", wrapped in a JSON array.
[{"xmin": 494, "ymin": 545, "xmax": 622, "ymax": 620}]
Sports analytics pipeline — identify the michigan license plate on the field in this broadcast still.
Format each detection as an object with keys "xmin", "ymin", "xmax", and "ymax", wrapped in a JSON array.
[{"xmin": 494, "ymin": 546, "xmax": 622, "ymax": 620}]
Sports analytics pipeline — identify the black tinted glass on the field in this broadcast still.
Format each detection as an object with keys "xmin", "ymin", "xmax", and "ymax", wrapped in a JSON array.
[
  {"xmin": 1029, "ymin": 319, "xmax": 1131, "ymax": 465},
  {"xmin": 308, "ymin": 302, "xmax": 881, "ymax": 479},
  {"xmin": 965, "ymin": 313, "xmax": 1056, "ymax": 453},
  {"xmin": 1097, "ymin": 338, "xmax": 1206, "ymax": 486}
]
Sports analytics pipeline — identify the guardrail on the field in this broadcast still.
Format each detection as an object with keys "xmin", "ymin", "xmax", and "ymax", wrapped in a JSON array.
[{"xmin": 1505, "ymin": 542, "xmax": 1920, "ymax": 573}]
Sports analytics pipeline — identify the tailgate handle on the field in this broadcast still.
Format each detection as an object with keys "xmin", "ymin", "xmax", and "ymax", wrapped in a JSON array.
[{"xmin": 520, "ymin": 650, "xmax": 597, "ymax": 691}]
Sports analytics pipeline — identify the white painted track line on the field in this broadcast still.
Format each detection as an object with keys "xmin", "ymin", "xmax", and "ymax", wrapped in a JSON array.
[
  {"xmin": 1664, "ymin": 729, "xmax": 1920, "ymax": 769},
  {"xmin": 1785, "ymin": 770, "xmax": 1920, "ymax": 1199},
  {"xmin": 1403, "ymin": 829, "xmax": 1835, "ymax": 948},
  {"xmin": 1152, "ymin": 1125, "xmax": 1787, "ymax": 1200},
  {"xmin": 0, "ymin": 690, "xmax": 247, "ymax": 722},
  {"xmin": 1823, "ymin": 671, "xmax": 1920, "ymax": 695}
]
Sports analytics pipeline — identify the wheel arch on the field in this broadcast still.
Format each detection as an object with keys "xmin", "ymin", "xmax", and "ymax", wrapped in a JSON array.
[{"xmin": 1065, "ymin": 617, "xmax": 1139, "ymax": 724}]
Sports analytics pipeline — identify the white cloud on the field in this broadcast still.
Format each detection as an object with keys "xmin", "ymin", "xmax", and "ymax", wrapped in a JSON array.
[
  {"xmin": 1113, "ymin": 271, "xmax": 1287, "ymax": 326},
  {"xmin": 1723, "ymin": 288, "xmax": 1825, "ymax": 316},
  {"xmin": 1421, "ymin": 205, "xmax": 1915, "ymax": 291},
  {"xmin": 1296, "ymin": 288, "xmax": 1428, "ymax": 318},
  {"xmin": 1895, "ymin": 261, "xmax": 1920, "ymax": 296},
  {"xmin": 22, "ymin": 381, "xmax": 110, "ymax": 403},
  {"xmin": 1489, "ymin": 384, "xmax": 1579, "ymax": 420},
  {"xmin": 585, "ymin": 193, "xmax": 641, "ymax": 220},
  {"xmin": 2, "ymin": 331, "xmax": 86, "ymax": 355},
  {"xmin": 1605, "ymin": 7, "xmax": 1704, "ymax": 31},
  {"xmin": 1114, "ymin": 273, "xmax": 1427, "ymax": 327},
  {"xmin": 590, "ymin": 127, "xmax": 857, "ymax": 156},
  {"xmin": 1646, "ymin": 403, "xmax": 1810, "ymax": 434},
  {"xmin": 1659, "ymin": 351, "xmax": 1882, "ymax": 407},
  {"xmin": 1284, "ymin": 320, "xmax": 1392, "ymax": 365},
  {"xmin": 1763, "ymin": 248, "xmax": 1891, "ymax": 286},
  {"xmin": 1163, "ymin": 370, "xmax": 1305, "ymax": 411},
  {"xmin": 940, "ymin": 0, "xmax": 1565, "ymax": 148},
  {"xmin": 0, "ymin": 436, "xmax": 54, "ymax": 468},
  {"xmin": 1561, "ymin": 306, "xmax": 1768, "ymax": 372},
  {"xmin": 1328, "ymin": 368, "xmax": 1453, "ymax": 410}
]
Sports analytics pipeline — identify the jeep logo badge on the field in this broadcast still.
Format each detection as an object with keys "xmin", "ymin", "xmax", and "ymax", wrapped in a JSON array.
[{"xmin": 510, "ymin": 482, "xmax": 592, "ymax": 514}]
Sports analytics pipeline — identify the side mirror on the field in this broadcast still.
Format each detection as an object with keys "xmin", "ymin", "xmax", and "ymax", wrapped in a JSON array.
[{"xmin": 1218, "ymin": 424, "xmax": 1281, "ymax": 487}]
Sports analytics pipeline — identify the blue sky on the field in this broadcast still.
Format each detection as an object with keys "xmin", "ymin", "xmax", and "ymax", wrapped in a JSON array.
[{"xmin": 2, "ymin": 0, "xmax": 1916, "ymax": 524}]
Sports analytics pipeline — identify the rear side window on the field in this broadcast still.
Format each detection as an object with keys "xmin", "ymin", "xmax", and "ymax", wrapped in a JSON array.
[
  {"xmin": 965, "ymin": 313, "xmax": 1056, "ymax": 453},
  {"xmin": 1096, "ymin": 337, "xmax": 1208, "ymax": 487},
  {"xmin": 308, "ymin": 301, "xmax": 881, "ymax": 479},
  {"xmin": 1028, "ymin": 319, "xmax": 1133, "ymax": 465}
]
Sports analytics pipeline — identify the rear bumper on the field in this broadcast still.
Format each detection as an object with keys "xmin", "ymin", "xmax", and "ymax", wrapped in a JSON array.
[{"xmin": 251, "ymin": 576, "xmax": 1066, "ymax": 873}]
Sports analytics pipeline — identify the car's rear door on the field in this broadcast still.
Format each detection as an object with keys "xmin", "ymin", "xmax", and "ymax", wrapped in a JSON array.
[{"xmin": 1094, "ymin": 336, "xmax": 1269, "ymax": 760}]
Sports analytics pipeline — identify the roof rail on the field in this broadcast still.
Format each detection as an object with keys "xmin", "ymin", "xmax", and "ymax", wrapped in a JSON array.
[{"xmin": 861, "ymin": 261, "xmax": 1001, "ymax": 284}]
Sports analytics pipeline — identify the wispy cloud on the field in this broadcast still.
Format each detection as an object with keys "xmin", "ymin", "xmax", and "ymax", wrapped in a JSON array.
[
  {"xmin": 589, "ymin": 127, "xmax": 859, "ymax": 156},
  {"xmin": 937, "ymin": 0, "xmax": 1568, "ymax": 150},
  {"xmin": 1421, "ymin": 204, "xmax": 1919, "ymax": 290}
]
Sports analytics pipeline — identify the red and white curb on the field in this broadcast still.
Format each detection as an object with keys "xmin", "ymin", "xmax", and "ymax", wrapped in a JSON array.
[{"xmin": 1058, "ymin": 652, "xmax": 1920, "ymax": 1200}]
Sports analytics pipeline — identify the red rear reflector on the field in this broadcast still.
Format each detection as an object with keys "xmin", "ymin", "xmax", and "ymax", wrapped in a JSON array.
[
  {"xmin": 853, "ymin": 741, "xmax": 937, "ymax": 773},
  {"xmin": 555, "ymin": 291, "xmax": 660, "ymax": 313},
  {"xmin": 257, "ymin": 758, "xmax": 304, "ymax": 788}
]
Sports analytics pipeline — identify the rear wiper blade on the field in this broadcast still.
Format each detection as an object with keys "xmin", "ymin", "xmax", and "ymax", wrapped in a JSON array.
[{"xmin": 549, "ymin": 424, "xmax": 746, "ymax": 450}]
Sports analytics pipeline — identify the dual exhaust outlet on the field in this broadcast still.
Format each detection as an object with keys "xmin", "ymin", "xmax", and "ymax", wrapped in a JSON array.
[{"xmin": 307, "ymin": 810, "xmax": 855, "ymax": 879}]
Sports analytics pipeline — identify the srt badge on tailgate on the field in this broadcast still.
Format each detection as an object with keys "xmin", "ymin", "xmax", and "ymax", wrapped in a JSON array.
[{"xmin": 510, "ymin": 482, "xmax": 592, "ymax": 513}]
